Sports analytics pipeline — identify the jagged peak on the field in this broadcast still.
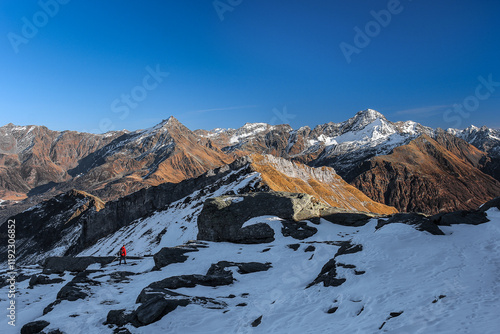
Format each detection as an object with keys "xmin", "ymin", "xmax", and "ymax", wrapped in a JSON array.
[
  {"xmin": 352, "ymin": 109, "xmax": 387, "ymax": 123},
  {"xmin": 158, "ymin": 116, "xmax": 181, "ymax": 127},
  {"xmin": 241, "ymin": 122, "xmax": 270, "ymax": 130},
  {"xmin": 142, "ymin": 116, "xmax": 191, "ymax": 135},
  {"xmin": 339, "ymin": 109, "xmax": 389, "ymax": 133},
  {"xmin": 1, "ymin": 123, "xmax": 36, "ymax": 131}
]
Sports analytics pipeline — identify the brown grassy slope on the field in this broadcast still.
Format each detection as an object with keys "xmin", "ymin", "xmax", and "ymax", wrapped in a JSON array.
[
  {"xmin": 250, "ymin": 154, "xmax": 397, "ymax": 215},
  {"xmin": 351, "ymin": 135, "xmax": 500, "ymax": 214}
]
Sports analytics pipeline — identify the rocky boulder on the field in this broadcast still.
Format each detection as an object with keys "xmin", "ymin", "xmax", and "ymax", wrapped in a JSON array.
[
  {"xmin": 43, "ymin": 256, "xmax": 115, "ymax": 274},
  {"xmin": 281, "ymin": 221, "xmax": 318, "ymax": 240},
  {"xmin": 197, "ymin": 192, "xmax": 327, "ymax": 243},
  {"xmin": 29, "ymin": 274, "xmax": 64, "ymax": 288},
  {"xmin": 147, "ymin": 272, "xmax": 234, "ymax": 290},
  {"xmin": 153, "ymin": 246, "xmax": 199, "ymax": 270},
  {"xmin": 377, "ymin": 213, "xmax": 445, "ymax": 235},
  {"xmin": 431, "ymin": 210, "xmax": 489, "ymax": 226},
  {"xmin": 20, "ymin": 320, "xmax": 50, "ymax": 334},
  {"xmin": 134, "ymin": 296, "xmax": 190, "ymax": 326},
  {"xmin": 307, "ymin": 258, "xmax": 346, "ymax": 288},
  {"xmin": 320, "ymin": 208, "xmax": 380, "ymax": 226},
  {"xmin": 425, "ymin": 196, "xmax": 500, "ymax": 226},
  {"xmin": 479, "ymin": 196, "xmax": 500, "ymax": 212},
  {"xmin": 207, "ymin": 261, "xmax": 272, "ymax": 275},
  {"xmin": 43, "ymin": 271, "xmax": 101, "ymax": 315}
]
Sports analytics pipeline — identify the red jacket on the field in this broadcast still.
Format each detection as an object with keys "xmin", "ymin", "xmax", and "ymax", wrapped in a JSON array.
[{"xmin": 120, "ymin": 246, "xmax": 126, "ymax": 256}]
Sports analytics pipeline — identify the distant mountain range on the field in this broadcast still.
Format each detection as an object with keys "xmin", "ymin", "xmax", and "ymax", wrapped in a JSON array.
[
  {"xmin": 1, "ymin": 109, "xmax": 500, "ymax": 222},
  {"xmin": 2, "ymin": 110, "xmax": 500, "ymax": 333}
]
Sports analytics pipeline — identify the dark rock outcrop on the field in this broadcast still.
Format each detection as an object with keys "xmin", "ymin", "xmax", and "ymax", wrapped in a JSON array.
[
  {"xmin": 43, "ymin": 256, "xmax": 115, "ymax": 274},
  {"xmin": 51, "ymin": 272, "xmax": 100, "ymax": 304},
  {"xmin": 0, "ymin": 190, "xmax": 106, "ymax": 265},
  {"xmin": 28, "ymin": 274, "xmax": 64, "ymax": 288},
  {"xmin": 56, "ymin": 284, "xmax": 88, "ymax": 301},
  {"xmin": 304, "ymin": 245, "xmax": 315, "ymax": 252},
  {"xmin": 334, "ymin": 241, "xmax": 364, "ymax": 257},
  {"xmin": 377, "ymin": 213, "xmax": 445, "ymax": 235},
  {"xmin": 431, "ymin": 210, "xmax": 489, "ymax": 226},
  {"xmin": 320, "ymin": 208, "xmax": 379, "ymax": 226},
  {"xmin": 148, "ymin": 273, "xmax": 234, "ymax": 290},
  {"xmin": 327, "ymin": 306, "xmax": 338, "ymax": 314},
  {"xmin": 63, "ymin": 158, "xmax": 254, "ymax": 255},
  {"xmin": 251, "ymin": 315, "xmax": 263, "ymax": 327},
  {"xmin": 308, "ymin": 241, "xmax": 364, "ymax": 288},
  {"xmin": 144, "ymin": 261, "xmax": 237, "ymax": 292},
  {"xmin": 425, "ymin": 196, "xmax": 500, "ymax": 226},
  {"xmin": 136, "ymin": 288, "xmax": 188, "ymax": 304},
  {"xmin": 105, "ymin": 309, "xmax": 132, "ymax": 327},
  {"xmin": 43, "ymin": 301, "xmax": 60, "ymax": 315},
  {"xmin": 236, "ymin": 223, "xmax": 275, "ymax": 244},
  {"xmin": 134, "ymin": 296, "xmax": 190, "ymax": 326},
  {"xmin": 197, "ymin": 192, "xmax": 326, "ymax": 243},
  {"xmin": 112, "ymin": 269, "xmax": 230, "ymax": 327},
  {"xmin": 281, "ymin": 221, "xmax": 318, "ymax": 240},
  {"xmin": 307, "ymin": 258, "xmax": 346, "ymax": 288},
  {"xmin": 153, "ymin": 246, "xmax": 199, "ymax": 270},
  {"xmin": 207, "ymin": 261, "xmax": 272, "ymax": 275},
  {"xmin": 20, "ymin": 320, "xmax": 50, "ymax": 334},
  {"xmin": 0, "ymin": 273, "xmax": 30, "ymax": 288}
]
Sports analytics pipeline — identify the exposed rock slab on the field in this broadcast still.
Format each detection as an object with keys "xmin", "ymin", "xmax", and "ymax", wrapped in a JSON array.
[
  {"xmin": 153, "ymin": 246, "xmax": 199, "ymax": 270},
  {"xmin": 197, "ymin": 191, "xmax": 327, "ymax": 243},
  {"xmin": 43, "ymin": 256, "xmax": 115, "ymax": 274},
  {"xmin": 377, "ymin": 213, "xmax": 445, "ymax": 235},
  {"xmin": 29, "ymin": 274, "xmax": 64, "ymax": 288},
  {"xmin": 20, "ymin": 320, "xmax": 50, "ymax": 334}
]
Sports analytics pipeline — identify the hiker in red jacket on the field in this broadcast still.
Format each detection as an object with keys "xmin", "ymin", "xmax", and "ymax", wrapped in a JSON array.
[{"xmin": 119, "ymin": 245, "xmax": 127, "ymax": 265}]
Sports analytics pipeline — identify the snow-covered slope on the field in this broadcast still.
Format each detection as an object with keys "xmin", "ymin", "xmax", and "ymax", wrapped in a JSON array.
[
  {"xmin": 3, "ymin": 207, "xmax": 500, "ymax": 333},
  {"xmin": 79, "ymin": 168, "xmax": 261, "ymax": 257}
]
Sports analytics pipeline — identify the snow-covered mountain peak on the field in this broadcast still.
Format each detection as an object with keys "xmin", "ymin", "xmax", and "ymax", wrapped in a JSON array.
[
  {"xmin": 360, "ymin": 108, "xmax": 385, "ymax": 119},
  {"xmin": 242, "ymin": 122, "xmax": 269, "ymax": 130},
  {"xmin": 348, "ymin": 109, "xmax": 387, "ymax": 129},
  {"xmin": 228, "ymin": 123, "xmax": 273, "ymax": 144}
]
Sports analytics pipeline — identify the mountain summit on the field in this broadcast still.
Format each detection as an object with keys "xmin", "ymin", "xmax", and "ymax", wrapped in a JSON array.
[{"xmin": 346, "ymin": 108, "xmax": 387, "ymax": 131}]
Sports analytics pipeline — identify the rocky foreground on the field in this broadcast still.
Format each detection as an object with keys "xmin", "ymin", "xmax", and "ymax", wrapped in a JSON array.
[{"xmin": 2, "ymin": 195, "xmax": 500, "ymax": 333}]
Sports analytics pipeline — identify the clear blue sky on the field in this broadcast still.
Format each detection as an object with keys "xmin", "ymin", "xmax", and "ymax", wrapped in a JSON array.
[{"xmin": 1, "ymin": 0, "xmax": 499, "ymax": 133}]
